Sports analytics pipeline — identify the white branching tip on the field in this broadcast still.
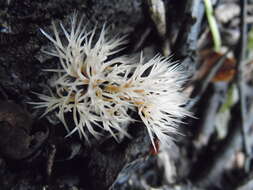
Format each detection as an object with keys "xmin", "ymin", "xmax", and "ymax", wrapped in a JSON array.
[{"xmin": 32, "ymin": 14, "xmax": 190, "ymax": 148}]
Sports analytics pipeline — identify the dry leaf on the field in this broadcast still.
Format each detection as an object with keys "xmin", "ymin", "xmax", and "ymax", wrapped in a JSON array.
[{"xmin": 198, "ymin": 50, "xmax": 236, "ymax": 82}]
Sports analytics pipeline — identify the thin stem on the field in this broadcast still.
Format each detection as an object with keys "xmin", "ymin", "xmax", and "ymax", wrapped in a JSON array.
[
  {"xmin": 237, "ymin": 0, "xmax": 251, "ymax": 172},
  {"xmin": 203, "ymin": 0, "xmax": 221, "ymax": 52}
]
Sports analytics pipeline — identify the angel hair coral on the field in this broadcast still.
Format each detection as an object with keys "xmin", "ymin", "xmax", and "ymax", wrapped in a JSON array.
[{"xmin": 31, "ymin": 15, "xmax": 190, "ymax": 148}]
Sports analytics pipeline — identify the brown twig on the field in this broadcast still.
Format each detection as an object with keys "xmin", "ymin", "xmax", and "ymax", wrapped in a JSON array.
[{"xmin": 46, "ymin": 144, "xmax": 56, "ymax": 181}]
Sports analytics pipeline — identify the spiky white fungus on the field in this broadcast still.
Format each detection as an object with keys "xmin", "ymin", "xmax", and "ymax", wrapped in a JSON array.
[{"xmin": 31, "ymin": 15, "xmax": 190, "ymax": 148}]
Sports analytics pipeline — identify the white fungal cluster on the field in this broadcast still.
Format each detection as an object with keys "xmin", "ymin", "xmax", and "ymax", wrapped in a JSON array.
[{"xmin": 32, "ymin": 15, "xmax": 189, "ymax": 148}]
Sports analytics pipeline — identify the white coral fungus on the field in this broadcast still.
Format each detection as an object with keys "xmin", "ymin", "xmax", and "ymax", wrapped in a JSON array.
[{"xmin": 32, "ymin": 15, "xmax": 190, "ymax": 148}]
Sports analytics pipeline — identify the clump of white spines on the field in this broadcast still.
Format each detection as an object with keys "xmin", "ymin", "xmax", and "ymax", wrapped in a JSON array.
[{"xmin": 32, "ymin": 15, "xmax": 190, "ymax": 148}]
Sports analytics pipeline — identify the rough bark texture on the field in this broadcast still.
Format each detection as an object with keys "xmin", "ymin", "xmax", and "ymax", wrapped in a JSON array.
[{"xmin": 1, "ymin": 0, "xmax": 253, "ymax": 190}]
